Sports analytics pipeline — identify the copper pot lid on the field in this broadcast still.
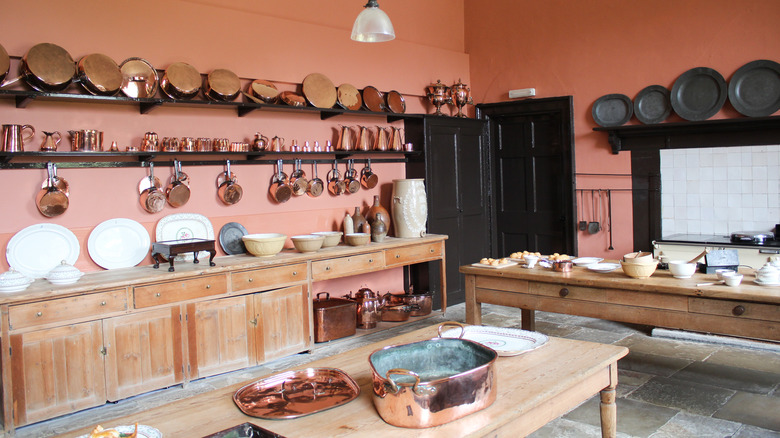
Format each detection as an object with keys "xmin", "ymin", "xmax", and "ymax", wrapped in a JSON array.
[
  {"xmin": 161, "ymin": 62, "xmax": 201, "ymax": 99},
  {"xmin": 302, "ymin": 73, "xmax": 337, "ymax": 108},
  {"xmin": 279, "ymin": 90, "xmax": 306, "ymax": 107},
  {"xmin": 206, "ymin": 68, "xmax": 240, "ymax": 101},
  {"xmin": 77, "ymin": 53, "xmax": 122, "ymax": 96},
  {"xmin": 248, "ymin": 79, "xmax": 279, "ymax": 103},
  {"xmin": 337, "ymin": 83, "xmax": 362, "ymax": 111},
  {"xmin": 385, "ymin": 90, "xmax": 406, "ymax": 114},
  {"xmin": 362, "ymin": 86, "xmax": 384, "ymax": 112},
  {"xmin": 119, "ymin": 57, "xmax": 158, "ymax": 98},
  {"xmin": 0, "ymin": 43, "xmax": 9, "ymax": 83},
  {"xmin": 23, "ymin": 43, "xmax": 76, "ymax": 91}
]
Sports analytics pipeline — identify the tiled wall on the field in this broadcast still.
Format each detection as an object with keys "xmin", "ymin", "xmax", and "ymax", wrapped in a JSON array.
[{"xmin": 660, "ymin": 145, "xmax": 780, "ymax": 237}]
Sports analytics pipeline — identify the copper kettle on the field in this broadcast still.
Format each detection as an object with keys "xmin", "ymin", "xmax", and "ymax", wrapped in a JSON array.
[
  {"xmin": 347, "ymin": 287, "xmax": 386, "ymax": 329},
  {"xmin": 252, "ymin": 132, "xmax": 269, "ymax": 151}
]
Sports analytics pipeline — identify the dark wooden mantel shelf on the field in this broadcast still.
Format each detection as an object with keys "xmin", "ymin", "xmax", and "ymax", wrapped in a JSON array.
[{"xmin": 594, "ymin": 115, "xmax": 780, "ymax": 154}]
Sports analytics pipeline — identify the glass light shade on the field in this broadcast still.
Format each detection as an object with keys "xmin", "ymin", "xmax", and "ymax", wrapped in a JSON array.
[{"xmin": 351, "ymin": 6, "xmax": 395, "ymax": 42}]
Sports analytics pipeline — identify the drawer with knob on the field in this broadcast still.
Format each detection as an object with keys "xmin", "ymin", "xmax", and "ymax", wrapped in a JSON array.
[
  {"xmin": 384, "ymin": 242, "xmax": 444, "ymax": 268},
  {"xmin": 231, "ymin": 263, "xmax": 307, "ymax": 292},
  {"xmin": 529, "ymin": 283, "xmax": 606, "ymax": 302},
  {"xmin": 311, "ymin": 251, "xmax": 385, "ymax": 281},
  {"xmin": 9, "ymin": 289, "xmax": 128, "ymax": 330},
  {"xmin": 134, "ymin": 274, "xmax": 228, "ymax": 308},
  {"xmin": 688, "ymin": 297, "xmax": 779, "ymax": 322}
]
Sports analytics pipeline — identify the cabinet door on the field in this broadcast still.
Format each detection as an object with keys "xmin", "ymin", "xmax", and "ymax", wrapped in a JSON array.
[
  {"xmin": 187, "ymin": 296, "xmax": 256, "ymax": 379},
  {"xmin": 10, "ymin": 321, "xmax": 106, "ymax": 426},
  {"xmin": 255, "ymin": 285, "xmax": 311, "ymax": 363},
  {"xmin": 103, "ymin": 307, "xmax": 184, "ymax": 401}
]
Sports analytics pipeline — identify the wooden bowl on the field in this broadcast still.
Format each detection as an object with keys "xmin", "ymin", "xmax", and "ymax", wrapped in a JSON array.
[
  {"xmin": 620, "ymin": 260, "xmax": 658, "ymax": 279},
  {"xmin": 291, "ymin": 234, "xmax": 325, "ymax": 253},
  {"xmin": 242, "ymin": 233, "xmax": 287, "ymax": 257},
  {"xmin": 345, "ymin": 233, "xmax": 370, "ymax": 246},
  {"xmin": 312, "ymin": 231, "xmax": 343, "ymax": 247}
]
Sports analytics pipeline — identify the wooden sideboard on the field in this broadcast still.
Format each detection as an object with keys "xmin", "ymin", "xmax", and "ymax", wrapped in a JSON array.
[
  {"xmin": 0, "ymin": 235, "xmax": 446, "ymax": 433},
  {"xmin": 460, "ymin": 263, "xmax": 779, "ymax": 342}
]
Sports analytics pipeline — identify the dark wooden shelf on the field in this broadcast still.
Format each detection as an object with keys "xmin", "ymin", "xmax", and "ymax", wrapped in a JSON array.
[{"xmin": 594, "ymin": 115, "xmax": 780, "ymax": 154}]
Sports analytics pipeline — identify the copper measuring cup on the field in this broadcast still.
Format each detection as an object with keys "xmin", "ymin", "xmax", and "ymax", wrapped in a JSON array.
[
  {"xmin": 269, "ymin": 159, "xmax": 292, "ymax": 203},
  {"xmin": 360, "ymin": 158, "xmax": 378, "ymax": 189}
]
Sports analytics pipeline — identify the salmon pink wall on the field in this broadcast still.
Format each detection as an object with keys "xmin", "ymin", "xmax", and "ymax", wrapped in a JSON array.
[
  {"xmin": 0, "ymin": 0, "xmax": 470, "ymax": 297},
  {"xmin": 463, "ymin": 0, "xmax": 780, "ymax": 258}
]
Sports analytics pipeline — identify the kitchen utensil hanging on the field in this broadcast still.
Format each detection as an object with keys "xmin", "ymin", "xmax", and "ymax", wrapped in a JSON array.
[
  {"xmin": 578, "ymin": 190, "xmax": 587, "ymax": 231},
  {"xmin": 138, "ymin": 162, "xmax": 165, "ymax": 214},
  {"xmin": 217, "ymin": 160, "xmax": 243, "ymax": 205},
  {"xmin": 269, "ymin": 159, "xmax": 292, "ymax": 203},
  {"xmin": 166, "ymin": 160, "xmax": 191, "ymax": 207},
  {"xmin": 587, "ymin": 190, "xmax": 599, "ymax": 234},
  {"xmin": 290, "ymin": 159, "xmax": 308, "ymax": 196},
  {"xmin": 307, "ymin": 161, "xmax": 324, "ymax": 197},
  {"xmin": 607, "ymin": 189, "xmax": 614, "ymax": 250},
  {"xmin": 327, "ymin": 160, "xmax": 346, "ymax": 196},
  {"xmin": 36, "ymin": 162, "xmax": 69, "ymax": 217}
]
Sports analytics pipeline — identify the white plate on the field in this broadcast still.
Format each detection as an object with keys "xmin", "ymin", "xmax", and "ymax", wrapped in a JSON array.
[
  {"xmin": 155, "ymin": 213, "xmax": 214, "ymax": 262},
  {"xmin": 572, "ymin": 257, "xmax": 604, "ymax": 266},
  {"xmin": 471, "ymin": 261, "xmax": 518, "ymax": 269},
  {"xmin": 76, "ymin": 424, "xmax": 162, "ymax": 438},
  {"xmin": 588, "ymin": 262, "xmax": 621, "ymax": 273},
  {"xmin": 88, "ymin": 218, "xmax": 151, "ymax": 269},
  {"xmin": 6, "ymin": 224, "xmax": 79, "ymax": 279},
  {"xmin": 754, "ymin": 279, "xmax": 780, "ymax": 286},
  {"xmin": 441, "ymin": 325, "xmax": 549, "ymax": 356}
]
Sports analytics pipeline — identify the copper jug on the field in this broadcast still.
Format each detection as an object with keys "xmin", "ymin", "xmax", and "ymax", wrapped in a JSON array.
[
  {"xmin": 40, "ymin": 131, "xmax": 62, "ymax": 152},
  {"xmin": 356, "ymin": 125, "xmax": 371, "ymax": 151},
  {"xmin": 2, "ymin": 124, "xmax": 35, "ymax": 152},
  {"xmin": 337, "ymin": 125, "xmax": 354, "ymax": 151},
  {"xmin": 373, "ymin": 126, "xmax": 389, "ymax": 151},
  {"xmin": 389, "ymin": 126, "xmax": 403, "ymax": 151},
  {"xmin": 252, "ymin": 132, "xmax": 269, "ymax": 151},
  {"xmin": 270, "ymin": 135, "xmax": 285, "ymax": 152}
]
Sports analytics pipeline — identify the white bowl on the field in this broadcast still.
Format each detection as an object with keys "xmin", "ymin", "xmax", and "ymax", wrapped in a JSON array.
[
  {"xmin": 312, "ymin": 231, "xmax": 343, "ymax": 248},
  {"xmin": 723, "ymin": 273, "xmax": 743, "ymax": 287},
  {"xmin": 669, "ymin": 260, "xmax": 697, "ymax": 279},
  {"xmin": 715, "ymin": 269, "xmax": 735, "ymax": 280}
]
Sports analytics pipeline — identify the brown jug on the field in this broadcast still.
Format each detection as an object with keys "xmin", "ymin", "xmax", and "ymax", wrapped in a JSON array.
[
  {"xmin": 352, "ymin": 206, "xmax": 366, "ymax": 232},
  {"xmin": 371, "ymin": 212, "xmax": 388, "ymax": 242},
  {"xmin": 366, "ymin": 195, "xmax": 391, "ymax": 236}
]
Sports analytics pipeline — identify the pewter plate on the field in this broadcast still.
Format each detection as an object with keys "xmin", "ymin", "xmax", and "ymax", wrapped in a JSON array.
[
  {"xmin": 633, "ymin": 85, "xmax": 671, "ymax": 124},
  {"xmin": 671, "ymin": 67, "xmax": 727, "ymax": 121},
  {"xmin": 728, "ymin": 59, "xmax": 780, "ymax": 117},
  {"xmin": 592, "ymin": 93, "xmax": 633, "ymax": 127},
  {"xmin": 219, "ymin": 222, "xmax": 248, "ymax": 255}
]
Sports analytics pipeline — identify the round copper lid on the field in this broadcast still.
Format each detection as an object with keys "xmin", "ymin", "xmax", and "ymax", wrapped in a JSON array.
[
  {"xmin": 279, "ymin": 91, "xmax": 306, "ymax": 107},
  {"xmin": 302, "ymin": 73, "xmax": 337, "ymax": 108},
  {"xmin": 161, "ymin": 62, "xmax": 201, "ymax": 99},
  {"xmin": 248, "ymin": 79, "xmax": 279, "ymax": 103},
  {"xmin": 385, "ymin": 90, "xmax": 406, "ymax": 114},
  {"xmin": 206, "ymin": 68, "xmax": 240, "ymax": 101},
  {"xmin": 23, "ymin": 43, "xmax": 76, "ymax": 90},
  {"xmin": 362, "ymin": 86, "xmax": 384, "ymax": 112},
  {"xmin": 0, "ymin": 43, "xmax": 9, "ymax": 83},
  {"xmin": 78, "ymin": 53, "xmax": 122, "ymax": 96},
  {"xmin": 119, "ymin": 57, "xmax": 158, "ymax": 98},
  {"xmin": 337, "ymin": 83, "xmax": 362, "ymax": 111}
]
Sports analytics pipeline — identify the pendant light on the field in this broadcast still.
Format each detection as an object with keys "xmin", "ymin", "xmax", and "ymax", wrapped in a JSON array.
[{"xmin": 351, "ymin": 0, "xmax": 395, "ymax": 42}]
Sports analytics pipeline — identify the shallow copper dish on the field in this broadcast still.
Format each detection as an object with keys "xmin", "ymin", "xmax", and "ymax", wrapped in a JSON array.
[
  {"xmin": 160, "ymin": 61, "xmax": 201, "ymax": 99},
  {"xmin": 248, "ymin": 79, "xmax": 279, "ymax": 103},
  {"xmin": 279, "ymin": 90, "xmax": 307, "ymax": 107},
  {"xmin": 302, "ymin": 73, "xmax": 337, "ymax": 108},
  {"xmin": 337, "ymin": 83, "xmax": 362, "ymax": 110},
  {"xmin": 21, "ymin": 43, "xmax": 75, "ymax": 92},
  {"xmin": 0, "ymin": 43, "xmax": 9, "ymax": 84},
  {"xmin": 233, "ymin": 367, "xmax": 360, "ymax": 419},
  {"xmin": 385, "ymin": 90, "xmax": 406, "ymax": 114},
  {"xmin": 77, "ymin": 53, "xmax": 122, "ymax": 96},
  {"xmin": 204, "ymin": 68, "xmax": 240, "ymax": 101},
  {"xmin": 119, "ymin": 57, "xmax": 158, "ymax": 98},
  {"xmin": 362, "ymin": 86, "xmax": 385, "ymax": 112}
]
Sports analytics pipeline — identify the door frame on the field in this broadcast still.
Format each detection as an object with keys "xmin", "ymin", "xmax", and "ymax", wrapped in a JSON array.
[{"xmin": 476, "ymin": 96, "xmax": 577, "ymax": 256}]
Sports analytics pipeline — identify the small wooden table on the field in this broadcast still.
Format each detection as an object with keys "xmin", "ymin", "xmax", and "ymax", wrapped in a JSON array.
[
  {"xmin": 59, "ymin": 325, "xmax": 627, "ymax": 438},
  {"xmin": 151, "ymin": 238, "xmax": 216, "ymax": 271}
]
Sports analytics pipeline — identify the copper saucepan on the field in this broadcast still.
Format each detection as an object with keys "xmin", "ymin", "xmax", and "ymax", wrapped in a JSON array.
[
  {"xmin": 76, "ymin": 53, "xmax": 122, "ymax": 96},
  {"xmin": 20, "ymin": 43, "xmax": 76, "ymax": 92},
  {"xmin": 360, "ymin": 158, "xmax": 379, "ymax": 189},
  {"xmin": 307, "ymin": 161, "xmax": 324, "ymax": 197},
  {"xmin": 344, "ymin": 159, "xmax": 360, "ymax": 194},
  {"xmin": 217, "ymin": 160, "xmax": 243, "ymax": 205},
  {"xmin": 204, "ymin": 68, "xmax": 241, "ymax": 101},
  {"xmin": 160, "ymin": 62, "xmax": 201, "ymax": 100},
  {"xmin": 36, "ymin": 162, "xmax": 69, "ymax": 217},
  {"xmin": 166, "ymin": 160, "xmax": 191, "ymax": 208},
  {"xmin": 290, "ymin": 159, "xmax": 308, "ymax": 197},
  {"xmin": 269, "ymin": 159, "xmax": 292, "ymax": 203},
  {"xmin": 139, "ymin": 162, "xmax": 165, "ymax": 214}
]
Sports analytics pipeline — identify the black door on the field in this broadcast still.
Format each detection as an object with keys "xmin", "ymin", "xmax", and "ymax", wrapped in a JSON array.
[{"xmin": 477, "ymin": 97, "xmax": 576, "ymax": 257}]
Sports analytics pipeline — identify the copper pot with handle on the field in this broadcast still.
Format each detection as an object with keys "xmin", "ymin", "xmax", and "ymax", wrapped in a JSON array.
[
  {"xmin": 217, "ymin": 160, "xmax": 243, "ymax": 205},
  {"xmin": 346, "ymin": 286, "xmax": 385, "ymax": 329},
  {"xmin": 360, "ymin": 158, "xmax": 379, "ymax": 189},
  {"xmin": 138, "ymin": 162, "xmax": 166, "ymax": 213},
  {"xmin": 166, "ymin": 160, "xmax": 191, "ymax": 207},
  {"xmin": 20, "ymin": 43, "xmax": 75, "ymax": 92},
  {"xmin": 269, "ymin": 159, "xmax": 292, "ymax": 203},
  {"xmin": 327, "ymin": 160, "xmax": 345, "ymax": 196},
  {"xmin": 36, "ymin": 162, "xmax": 69, "ymax": 217},
  {"xmin": 307, "ymin": 161, "xmax": 324, "ymax": 197},
  {"xmin": 289, "ymin": 159, "xmax": 309, "ymax": 197},
  {"xmin": 344, "ymin": 159, "xmax": 360, "ymax": 194}
]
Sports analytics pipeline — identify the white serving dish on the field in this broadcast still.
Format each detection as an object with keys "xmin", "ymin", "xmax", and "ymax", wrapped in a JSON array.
[
  {"xmin": 572, "ymin": 257, "xmax": 604, "ymax": 266},
  {"xmin": 440, "ymin": 325, "xmax": 548, "ymax": 356},
  {"xmin": 0, "ymin": 268, "xmax": 34, "ymax": 293},
  {"xmin": 45, "ymin": 260, "xmax": 84, "ymax": 285},
  {"xmin": 6, "ymin": 223, "xmax": 80, "ymax": 278},
  {"xmin": 88, "ymin": 218, "xmax": 150, "ymax": 269},
  {"xmin": 155, "ymin": 213, "xmax": 214, "ymax": 262}
]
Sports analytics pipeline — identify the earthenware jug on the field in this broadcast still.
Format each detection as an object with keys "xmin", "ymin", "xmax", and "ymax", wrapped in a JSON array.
[{"xmin": 392, "ymin": 178, "xmax": 427, "ymax": 238}]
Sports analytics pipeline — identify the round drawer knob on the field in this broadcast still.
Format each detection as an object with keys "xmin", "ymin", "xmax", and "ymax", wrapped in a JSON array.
[
  {"xmin": 430, "ymin": 249, "xmax": 435, "ymax": 253},
  {"xmin": 369, "ymin": 259, "xmax": 374, "ymax": 263},
  {"xmin": 156, "ymin": 292, "xmax": 161, "ymax": 297},
  {"xmin": 293, "ymin": 271, "xmax": 298, "ymax": 276},
  {"xmin": 100, "ymin": 301, "xmax": 107, "ymax": 306},
  {"xmin": 326, "ymin": 266, "xmax": 331, "ymax": 271},
  {"xmin": 395, "ymin": 254, "xmax": 401, "ymax": 259},
  {"xmin": 559, "ymin": 288, "xmax": 570, "ymax": 297},
  {"xmin": 248, "ymin": 278, "xmax": 253, "ymax": 283},
  {"xmin": 36, "ymin": 311, "xmax": 43, "ymax": 317},
  {"xmin": 732, "ymin": 305, "xmax": 746, "ymax": 316},
  {"xmin": 206, "ymin": 285, "xmax": 211, "ymax": 289}
]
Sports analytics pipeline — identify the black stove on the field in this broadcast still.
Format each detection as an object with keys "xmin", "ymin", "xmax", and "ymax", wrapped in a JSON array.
[{"xmin": 659, "ymin": 233, "xmax": 780, "ymax": 248}]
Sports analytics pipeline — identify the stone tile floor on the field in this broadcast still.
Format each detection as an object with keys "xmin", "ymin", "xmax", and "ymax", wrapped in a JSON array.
[{"xmin": 15, "ymin": 303, "xmax": 780, "ymax": 438}]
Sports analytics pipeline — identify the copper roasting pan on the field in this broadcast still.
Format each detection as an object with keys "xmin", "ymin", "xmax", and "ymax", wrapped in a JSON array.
[{"xmin": 233, "ymin": 367, "xmax": 360, "ymax": 419}]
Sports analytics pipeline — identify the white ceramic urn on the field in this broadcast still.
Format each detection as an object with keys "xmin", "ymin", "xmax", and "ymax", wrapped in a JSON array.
[{"xmin": 391, "ymin": 179, "xmax": 427, "ymax": 238}]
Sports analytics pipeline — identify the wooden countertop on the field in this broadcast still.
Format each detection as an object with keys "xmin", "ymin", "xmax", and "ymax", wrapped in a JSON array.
[
  {"xmin": 57, "ymin": 323, "xmax": 628, "ymax": 438},
  {"xmin": 460, "ymin": 262, "xmax": 780, "ymax": 304}
]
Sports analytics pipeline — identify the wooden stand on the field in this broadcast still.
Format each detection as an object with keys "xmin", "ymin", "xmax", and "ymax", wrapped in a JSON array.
[{"xmin": 151, "ymin": 238, "xmax": 216, "ymax": 272}]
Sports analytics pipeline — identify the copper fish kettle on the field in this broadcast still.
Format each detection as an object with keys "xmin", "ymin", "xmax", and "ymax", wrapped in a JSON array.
[{"xmin": 367, "ymin": 323, "xmax": 498, "ymax": 428}]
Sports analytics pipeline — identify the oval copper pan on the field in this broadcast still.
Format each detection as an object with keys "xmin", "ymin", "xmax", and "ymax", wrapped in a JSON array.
[
  {"xmin": 22, "ymin": 43, "xmax": 75, "ymax": 91},
  {"xmin": 302, "ymin": 73, "xmax": 337, "ymax": 108},
  {"xmin": 385, "ymin": 90, "xmax": 406, "ymax": 114},
  {"xmin": 78, "ymin": 53, "xmax": 122, "ymax": 96},
  {"xmin": 279, "ymin": 91, "xmax": 306, "ymax": 107},
  {"xmin": 119, "ymin": 57, "xmax": 158, "ymax": 98},
  {"xmin": 205, "ymin": 68, "xmax": 240, "ymax": 101},
  {"xmin": 362, "ymin": 86, "xmax": 384, "ymax": 112},
  {"xmin": 160, "ymin": 62, "xmax": 201, "ymax": 99},
  {"xmin": 0, "ymin": 43, "xmax": 9, "ymax": 83},
  {"xmin": 248, "ymin": 79, "xmax": 279, "ymax": 103},
  {"xmin": 337, "ymin": 83, "xmax": 362, "ymax": 110}
]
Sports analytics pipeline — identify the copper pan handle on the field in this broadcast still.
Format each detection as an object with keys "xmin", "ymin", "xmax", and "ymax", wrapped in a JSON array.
[{"xmin": 437, "ymin": 321, "xmax": 465, "ymax": 339}]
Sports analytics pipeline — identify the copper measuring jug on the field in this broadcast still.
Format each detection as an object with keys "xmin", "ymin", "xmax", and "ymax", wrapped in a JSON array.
[
  {"xmin": 40, "ymin": 131, "xmax": 62, "ymax": 152},
  {"xmin": 2, "ymin": 124, "xmax": 35, "ymax": 152}
]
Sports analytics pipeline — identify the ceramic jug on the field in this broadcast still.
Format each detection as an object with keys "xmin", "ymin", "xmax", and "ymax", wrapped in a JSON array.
[
  {"xmin": 371, "ymin": 212, "xmax": 388, "ymax": 242},
  {"xmin": 352, "ymin": 206, "xmax": 366, "ymax": 233},
  {"xmin": 392, "ymin": 178, "xmax": 427, "ymax": 238},
  {"xmin": 366, "ymin": 195, "xmax": 391, "ymax": 236}
]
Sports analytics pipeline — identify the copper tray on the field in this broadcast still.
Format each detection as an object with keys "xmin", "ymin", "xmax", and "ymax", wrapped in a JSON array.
[
  {"xmin": 248, "ymin": 79, "xmax": 279, "ymax": 103},
  {"xmin": 362, "ymin": 86, "xmax": 384, "ymax": 112},
  {"xmin": 302, "ymin": 73, "xmax": 337, "ymax": 108},
  {"xmin": 385, "ymin": 90, "xmax": 406, "ymax": 114},
  {"xmin": 279, "ymin": 90, "xmax": 306, "ymax": 107},
  {"xmin": 160, "ymin": 61, "xmax": 201, "ymax": 99},
  {"xmin": 336, "ymin": 83, "xmax": 362, "ymax": 110},
  {"xmin": 77, "ymin": 53, "xmax": 122, "ymax": 96},
  {"xmin": 205, "ymin": 68, "xmax": 240, "ymax": 101},
  {"xmin": 119, "ymin": 57, "xmax": 158, "ymax": 98},
  {"xmin": 21, "ymin": 43, "xmax": 75, "ymax": 91},
  {"xmin": 0, "ymin": 43, "xmax": 9, "ymax": 84},
  {"xmin": 233, "ymin": 367, "xmax": 360, "ymax": 419}
]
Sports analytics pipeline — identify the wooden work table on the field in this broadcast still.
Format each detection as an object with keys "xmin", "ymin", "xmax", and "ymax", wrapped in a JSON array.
[
  {"xmin": 57, "ymin": 324, "xmax": 628, "ymax": 438},
  {"xmin": 461, "ymin": 262, "xmax": 779, "ymax": 341}
]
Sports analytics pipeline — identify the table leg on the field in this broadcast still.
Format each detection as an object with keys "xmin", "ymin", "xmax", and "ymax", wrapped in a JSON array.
[
  {"xmin": 599, "ymin": 386, "xmax": 617, "ymax": 438},
  {"xmin": 208, "ymin": 250, "xmax": 216, "ymax": 267},
  {"xmin": 168, "ymin": 258, "xmax": 175, "ymax": 272},
  {"xmin": 521, "ymin": 308, "xmax": 536, "ymax": 331},
  {"xmin": 152, "ymin": 253, "xmax": 161, "ymax": 269},
  {"xmin": 193, "ymin": 251, "xmax": 200, "ymax": 264},
  {"xmin": 465, "ymin": 274, "xmax": 482, "ymax": 325}
]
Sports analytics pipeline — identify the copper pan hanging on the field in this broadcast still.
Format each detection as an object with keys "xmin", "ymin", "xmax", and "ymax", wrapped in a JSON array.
[
  {"xmin": 302, "ymin": 73, "xmax": 337, "ymax": 108},
  {"xmin": 217, "ymin": 160, "xmax": 243, "ymax": 205},
  {"xmin": 138, "ymin": 162, "xmax": 166, "ymax": 214},
  {"xmin": 160, "ymin": 62, "xmax": 201, "ymax": 99},
  {"xmin": 119, "ymin": 57, "xmax": 158, "ymax": 98},
  {"xmin": 20, "ymin": 43, "xmax": 76, "ymax": 92},
  {"xmin": 166, "ymin": 160, "xmax": 191, "ymax": 208},
  {"xmin": 36, "ymin": 162, "xmax": 69, "ymax": 217},
  {"xmin": 0, "ymin": 43, "xmax": 9, "ymax": 85},
  {"xmin": 337, "ymin": 83, "xmax": 362, "ymax": 111},
  {"xmin": 76, "ymin": 53, "xmax": 122, "ymax": 96},
  {"xmin": 204, "ymin": 68, "xmax": 241, "ymax": 101}
]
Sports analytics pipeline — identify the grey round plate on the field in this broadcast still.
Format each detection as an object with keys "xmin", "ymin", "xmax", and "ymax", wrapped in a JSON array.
[
  {"xmin": 219, "ymin": 222, "xmax": 248, "ymax": 255},
  {"xmin": 592, "ymin": 93, "xmax": 632, "ymax": 127},
  {"xmin": 671, "ymin": 67, "xmax": 727, "ymax": 121},
  {"xmin": 728, "ymin": 59, "xmax": 780, "ymax": 117},
  {"xmin": 633, "ymin": 85, "xmax": 671, "ymax": 124}
]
